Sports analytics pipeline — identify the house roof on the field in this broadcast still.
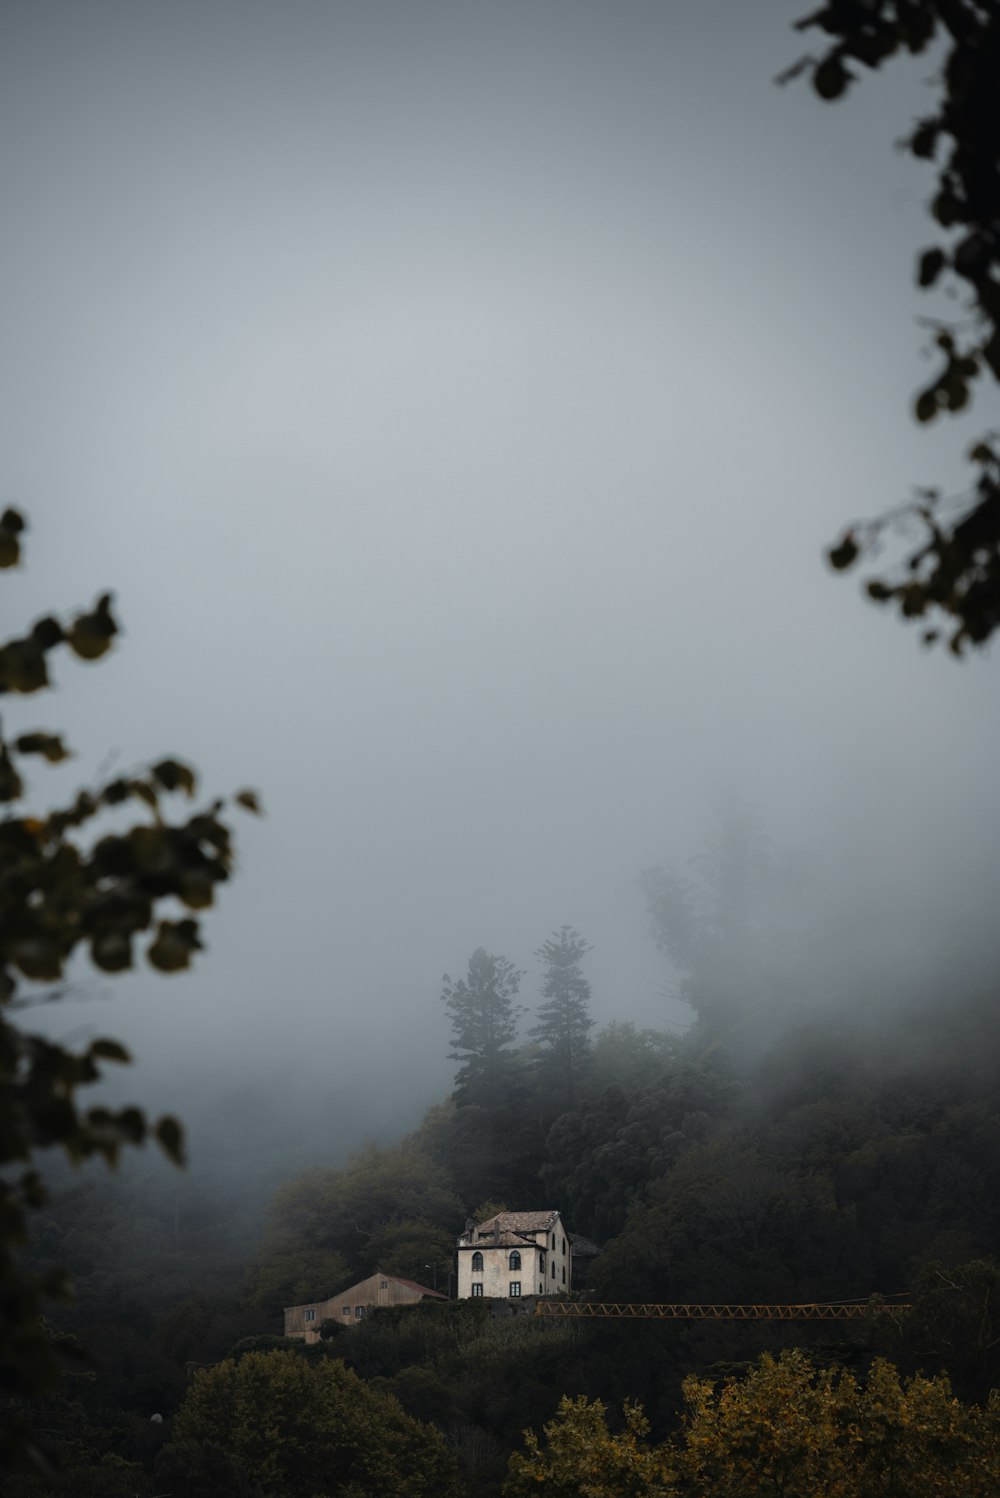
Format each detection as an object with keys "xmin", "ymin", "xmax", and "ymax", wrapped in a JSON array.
[
  {"xmin": 475, "ymin": 1210, "xmax": 561, "ymax": 1235},
  {"xmin": 385, "ymin": 1275, "xmax": 447, "ymax": 1299},
  {"xmin": 284, "ymin": 1271, "xmax": 446, "ymax": 1314},
  {"xmin": 460, "ymin": 1230, "xmax": 537, "ymax": 1249}
]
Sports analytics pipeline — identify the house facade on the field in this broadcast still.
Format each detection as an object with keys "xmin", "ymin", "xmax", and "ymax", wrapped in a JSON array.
[
  {"xmin": 456, "ymin": 1209, "xmax": 571, "ymax": 1300},
  {"xmin": 284, "ymin": 1270, "xmax": 444, "ymax": 1343}
]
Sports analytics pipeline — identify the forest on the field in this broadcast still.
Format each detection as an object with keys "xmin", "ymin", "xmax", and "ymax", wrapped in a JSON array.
[
  {"xmin": 7, "ymin": 842, "xmax": 1000, "ymax": 1495},
  {"xmin": 3, "ymin": 0, "xmax": 1000, "ymax": 1493}
]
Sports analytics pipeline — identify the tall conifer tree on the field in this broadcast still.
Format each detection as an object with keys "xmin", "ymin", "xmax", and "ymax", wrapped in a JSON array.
[
  {"xmin": 441, "ymin": 948, "xmax": 524, "ymax": 1106},
  {"xmin": 532, "ymin": 927, "xmax": 594, "ymax": 1111}
]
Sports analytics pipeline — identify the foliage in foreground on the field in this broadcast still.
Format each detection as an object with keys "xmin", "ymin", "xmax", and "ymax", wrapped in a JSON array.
[
  {"xmin": 505, "ymin": 1349, "xmax": 1000, "ymax": 1497},
  {"xmin": 786, "ymin": 2, "xmax": 1000, "ymax": 651},
  {"xmin": 0, "ymin": 507, "xmax": 256, "ymax": 1470},
  {"xmin": 158, "ymin": 1348, "xmax": 460, "ymax": 1497}
]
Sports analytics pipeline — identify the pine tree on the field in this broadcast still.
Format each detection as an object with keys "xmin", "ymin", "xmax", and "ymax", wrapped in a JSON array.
[
  {"xmin": 531, "ymin": 927, "xmax": 594, "ymax": 1112},
  {"xmin": 441, "ymin": 948, "xmax": 524, "ymax": 1106}
]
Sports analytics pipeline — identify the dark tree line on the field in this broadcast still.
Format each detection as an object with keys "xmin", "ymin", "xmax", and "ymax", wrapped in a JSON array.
[
  {"xmin": 14, "ymin": 876, "xmax": 1000, "ymax": 1495},
  {"xmin": 8, "ymin": 9, "xmax": 1000, "ymax": 1490}
]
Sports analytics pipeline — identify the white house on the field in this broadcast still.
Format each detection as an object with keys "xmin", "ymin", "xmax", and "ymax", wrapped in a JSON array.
[{"xmin": 456, "ymin": 1209, "xmax": 571, "ymax": 1300}]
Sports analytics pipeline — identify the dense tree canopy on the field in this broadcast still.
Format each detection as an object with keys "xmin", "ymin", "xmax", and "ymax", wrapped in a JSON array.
[
  {"xmin": 505, "ymin": 1351, "xmax": 1000, "ymax": 1497},
  {"xmin": 5, "ymin": 10, "xmax": 1000, "ymax": 1494},
  {"xmin": 244, "ymin": 1138, "xmax": 460, "ymax": 1309},
  {"xmin": 10, "ymin": 954, "xmax": 1000, "ymax": 1495},
  {"xmin": 161, "ymin": 1348, "xmax": 460, "ymax": 1497},
  {"xmin": 505, "ymin": 1393, "xmax": 673, "ymax": 1498}
]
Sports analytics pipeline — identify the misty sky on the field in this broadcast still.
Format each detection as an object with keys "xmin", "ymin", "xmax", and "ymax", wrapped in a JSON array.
[{"xmin": 2, "ymin": 1, "xmax": 997, "ymax": 1161}]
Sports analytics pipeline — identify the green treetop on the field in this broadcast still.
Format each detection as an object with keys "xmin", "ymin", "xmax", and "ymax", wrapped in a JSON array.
[
  {"xmin": 531, "ymin": 927, "xmax": 594, "ymax": 1113},
  {"xmin": 442, "ymin": 947, "xmax": 525, "ymax": 1107}
]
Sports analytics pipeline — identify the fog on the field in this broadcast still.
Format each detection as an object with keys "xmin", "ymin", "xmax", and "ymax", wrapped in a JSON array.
[{"xmin": 2, "ymin": 0, "xmax": 997, "ymax": 1175}]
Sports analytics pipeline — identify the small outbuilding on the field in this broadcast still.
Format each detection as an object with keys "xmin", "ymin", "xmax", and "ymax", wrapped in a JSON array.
[{"xmin": 284, "ymin": 1270, "xmax": 445, "ymax": 1342}]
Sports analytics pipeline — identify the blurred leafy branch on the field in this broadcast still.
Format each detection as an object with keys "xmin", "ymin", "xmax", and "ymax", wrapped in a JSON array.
[
  {"xmin": 784, "ymin": 1, "xmax": 1000, "ymax": 653},
  {"xmin": 0, "ymin": 507, "xmax": 259, "ymax": 1473}
]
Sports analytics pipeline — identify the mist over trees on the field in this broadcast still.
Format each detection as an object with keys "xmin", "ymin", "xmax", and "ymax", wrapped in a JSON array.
[
  {"xmin": 3, "ymin": 2, "xmax": 1000, "ymax": 1495},
  {"xmin": 244, "ymin": 1138, "xmax": 460, "ymax": 1308},
  {"xmin": 531, "ymin": 927, "xmax": 594, "ymax": 1112},
  {"xmin": 9, "ymin": 805, "xmax": 1000, "ymax": 1492},
  {"xmin": 641, "ymin": 812, "xmax": 778, "ymax": 1035},
  {"xmin": 5, "ymin": 534, "xmax": 1000, "ymax": 1488},
  {"xmin": 441, "ymin": 948, "xmax": 525, "ymax": 1108}
]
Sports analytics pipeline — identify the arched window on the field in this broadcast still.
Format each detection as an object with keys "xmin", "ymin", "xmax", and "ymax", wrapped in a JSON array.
[
  {"xmin": 508, "ymin": 1250, "xmax": 521, "ymax": 1270},
  {"xmin": 471, "ymin": 1251, "xmax": 484, "ymax": 1273}
]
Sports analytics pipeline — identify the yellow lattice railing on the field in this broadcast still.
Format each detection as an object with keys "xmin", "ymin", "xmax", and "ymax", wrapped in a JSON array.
[{"xmin": 533, "ymin": 1300, "xmax": 909, "ymax": 1321}]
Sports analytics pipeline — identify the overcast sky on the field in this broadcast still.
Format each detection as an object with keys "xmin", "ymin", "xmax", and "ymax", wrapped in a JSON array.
[{"xmin": 2, "ymin": 0, "xmax": 997, "ymax": 1164}]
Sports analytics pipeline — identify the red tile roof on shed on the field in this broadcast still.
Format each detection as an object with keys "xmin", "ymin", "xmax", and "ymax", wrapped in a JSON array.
[{"xmin": 386, "ymin": 1275, "xmax": 446, "ymax": 1299}]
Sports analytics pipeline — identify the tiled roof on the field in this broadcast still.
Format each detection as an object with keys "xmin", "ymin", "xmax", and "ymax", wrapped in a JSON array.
[
  {"xmin": 387, "ymin": 1275, "xmax": 447, "ymax": 1299},
  {"xmin": 476, "ymin": 1210, "xmax": 560, "ymax": 1235},
  {"xmin": 459, "ymin": 1230, "xmax": 537, "ymax": 1249}
]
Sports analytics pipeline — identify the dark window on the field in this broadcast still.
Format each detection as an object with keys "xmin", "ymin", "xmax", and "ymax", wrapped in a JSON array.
[
  {"xmin": 562, "ymin": 1237, "xmax": 566, "ymax": 1254},
  {"xmin": 551, "ymin": 1233, "xmax": 556, "ymax": 1250},
  {"xmin": 508, "ymin": 1250, "xmax": 521, "ymax": 1270},
  {"xmin": 562, "ymin": 1265, "xmax": 566, "ymax": 1282},
  {"xmin": 509, "ymin": 1282, "xmax": 521, "ymax": 1297},
  {"xmin": 471, "ymin": 1252, "xmax": 484, "ymax": 1273},
  {"xmin": 551, "ymin": 1262, "xmax": 556, "ymax": 1278},
  {"xmin": 380, "ymin": 1280, "xmax": 388, "ymax": 1289},
  {"xmin": 305, "ymin": 1309, "xmax": 316, "ymax": 1321},
  {"xmin": 342, "ymin": 1307, "xmax": 350, "ymax": 1316},
  {"xmin": 539, "ymin": 1283, "xmax": 544, "ymax": 1294},
  {"xmin": 472, "ymin": 1283, "xmax": 484, "ymax": 1298},
  {"xmin": 355, "ymin": 1306, "xmax": 365, "ymax": 1319}
]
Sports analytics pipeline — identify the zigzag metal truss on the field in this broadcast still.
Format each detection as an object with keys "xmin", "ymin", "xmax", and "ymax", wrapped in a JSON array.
[{"xmin": 533, "ymin": 1301, "xmax": 910, "ymax": 1321}]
